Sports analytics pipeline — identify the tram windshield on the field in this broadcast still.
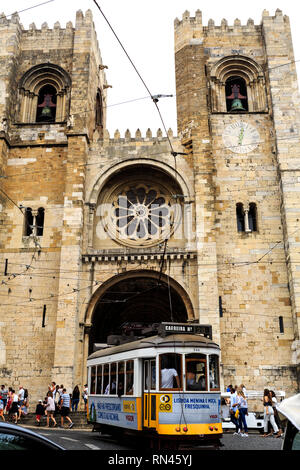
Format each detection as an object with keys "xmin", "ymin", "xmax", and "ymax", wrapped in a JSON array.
[{"xmin": 185, "ymin": 354, "xmax": 207, "ymax": 391}]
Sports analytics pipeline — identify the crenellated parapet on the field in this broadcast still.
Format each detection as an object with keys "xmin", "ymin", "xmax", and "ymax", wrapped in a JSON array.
[
  {"xmin": 102, "ymin": 128, "xmax": 176, "ymax": 144},
  {"xmin": 0, "ymin": 11, "xmax": 23, "ymax": 29},
  {"xmin": 174, "ymin": 9, "xmax": 291, "ymax": 53}
]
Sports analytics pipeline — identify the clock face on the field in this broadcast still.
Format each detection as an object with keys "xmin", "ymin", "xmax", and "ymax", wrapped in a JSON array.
[{"xmin": 222, "ymin": 121, "xmax": 260, "ymax": 154}]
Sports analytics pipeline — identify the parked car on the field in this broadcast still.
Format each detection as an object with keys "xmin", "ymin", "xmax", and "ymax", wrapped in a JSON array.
[
  {"xmin": 277, "ymin": 393, "xmax": 300, "ymax": 450},
  {"xmin": 0, "ymin": 422, "xmax": 65, "ymax": 450}
]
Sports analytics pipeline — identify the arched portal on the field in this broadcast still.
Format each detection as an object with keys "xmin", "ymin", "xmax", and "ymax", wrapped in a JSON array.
[{"xmin": 86, "ymin": 271, "xmax": 193, "ymax": 354}]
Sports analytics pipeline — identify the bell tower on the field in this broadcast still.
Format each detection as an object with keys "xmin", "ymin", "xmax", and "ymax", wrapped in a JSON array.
[{"xmin": 174, "ymin": 9, "xmax": 300, "ymax": 392}]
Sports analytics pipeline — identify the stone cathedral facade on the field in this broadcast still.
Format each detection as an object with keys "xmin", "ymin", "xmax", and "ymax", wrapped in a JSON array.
[{"xmin": 0, "ymin": 8, "xmax": 300, "ymax": 402}]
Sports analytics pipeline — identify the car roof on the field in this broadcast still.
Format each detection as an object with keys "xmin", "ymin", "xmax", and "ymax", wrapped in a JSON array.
[
  {"xmin": 0, "ymin": 422, "xmax": 65, "ymax": 449},
  {"xmin": 277, "ymin": 393, "xmax": 300, "ymax": 431}
]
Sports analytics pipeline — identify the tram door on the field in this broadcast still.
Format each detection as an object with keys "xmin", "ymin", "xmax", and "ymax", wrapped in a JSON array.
[{"xmin": 143, "ymin": 359, "xmax": 157, "ymax": 428}]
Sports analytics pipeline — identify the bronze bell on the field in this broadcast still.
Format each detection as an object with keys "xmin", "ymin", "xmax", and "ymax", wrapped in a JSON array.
[
  {"xmin": 41, "ymin": 106, "xmax": 53, "ymax": 118},
  {"xmin": 230, "ymin": 98, "xmax": 246, "ymax": 112}
]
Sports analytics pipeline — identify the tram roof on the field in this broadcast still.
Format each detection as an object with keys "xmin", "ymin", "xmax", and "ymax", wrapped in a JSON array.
[{"xmin": 87, "ymin": 334, "xmax": 220, "ymax": 361}]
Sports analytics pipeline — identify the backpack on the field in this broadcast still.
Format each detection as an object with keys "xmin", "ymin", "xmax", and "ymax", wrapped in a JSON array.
[{"xmin": 24, "ymin": 389, "xmax": 28, "ymax": 399}]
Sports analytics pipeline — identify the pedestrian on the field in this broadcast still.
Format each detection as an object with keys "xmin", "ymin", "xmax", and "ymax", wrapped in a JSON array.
[
  {"xmin": 71, "ymin": 385, "xmax": 80, "ymax": 412},
  {"xmin": 261, "ymin": 389, "xmax": 280, "ymax": 437},
  {"xmin": 18, "ymin": 402, "xmax": 28, "ymax": 420},
  {"xmin": 226, "ymin": 384, "xmax": 233, "ymax": 392},
  {"xmin": 0, "ymin": 398, "xmax": 5, "ymax": 422},
  {"xmin": 48, "ymin": 382, "xmax": 56, "ymax": 394},
  {"xmin": 270, "ymin": 390, "xmax": 284, "ymax": 437},
  {"xmin": 6, "ymin": 388, "xmax": 13, "ymax": 419},
  {"xmin": 230, "ymin": 387, "xmax": 241, "ymax": 435},
  {"xmin": 0, "ymin": 385, "xmax": 8, "ymax": 412},
  {"xmin": 83, "ymin": 384, "xmax": 88, "ymax": 412},
  {"xmin": 45, "ymin": 391, "xmax": 57, "ymax": 428},
  {"xmin": 10, "ymin": 390, "xmax": 19, "ymax": 424},
  {"xmin": 35, "ymin": 400, "xmax": 45, "ymax": 426},
  {"xmin": 240, "ymin": 384, "xmax": 247, "ymax": 396},
  {"xmin": 237, "ymin": 389, "xmax": 249, "ymax": 437},
  {"xmin": 18, "ymin": 386, "xmax": 25, "ymax": 406},
  {"xmin": 59, "ymin": 388, "xmax": 74, "ymax": 428}
]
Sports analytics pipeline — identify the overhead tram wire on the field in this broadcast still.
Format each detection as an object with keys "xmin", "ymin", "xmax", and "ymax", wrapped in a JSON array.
[
  {"xmin": 2, "ymin": 225, "xmax": 298, "ymax": 284},
  {"xmin": 91, "ymin": 0, "xmax": 176, "ymax": 156},
  {"xmin": 0, "ymin": 187, "xmax": 40, "ymax": 281},
  {"xmin": 0, "ymin": 0, "xmax": 56, "ymax": 21},
  {"xmin": 3, "ymin": 130, "xmax": 300, "ymax": 183}
]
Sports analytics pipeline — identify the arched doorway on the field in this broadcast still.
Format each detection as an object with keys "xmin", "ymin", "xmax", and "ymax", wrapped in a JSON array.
[{"xmin": 87, "ymin": 271, "xmax": 193, "ymax": 354}]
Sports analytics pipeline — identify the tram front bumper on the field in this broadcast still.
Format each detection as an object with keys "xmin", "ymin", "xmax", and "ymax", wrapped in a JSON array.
[{"xmin": 156, "ymin": 423, "xmax": 223, "ymax": 436}]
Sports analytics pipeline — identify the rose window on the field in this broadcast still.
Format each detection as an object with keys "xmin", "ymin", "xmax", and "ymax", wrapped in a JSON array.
[{"xmin": 113, "ymin": 186, "xmax": 172, "ymax": 242}]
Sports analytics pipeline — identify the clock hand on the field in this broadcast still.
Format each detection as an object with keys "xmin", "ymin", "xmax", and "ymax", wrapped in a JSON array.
[{"xmin": 238, "ymin": 128, "xmax": 244, "ymax": 145}]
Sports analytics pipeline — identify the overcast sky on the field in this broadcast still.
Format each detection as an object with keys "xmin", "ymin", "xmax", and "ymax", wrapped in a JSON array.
[{"xmin": 4, "ymin": 0, "xmax": 300, "ymax": 136}]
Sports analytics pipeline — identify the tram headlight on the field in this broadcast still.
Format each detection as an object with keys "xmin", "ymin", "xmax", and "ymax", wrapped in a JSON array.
[
  {"xmin": 214, "ymin": 426, "xmax": 218, "ymax": 431},
  {"xmin": 183, "ymin": 426, "xmax": 188, "ymax": 433},
  {"xmin": 209, "ymin": 426, "xmax": 214, "ymax": 432}
]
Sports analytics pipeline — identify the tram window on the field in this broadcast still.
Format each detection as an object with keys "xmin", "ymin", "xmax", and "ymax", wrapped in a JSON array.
[
  {"xmin": 150, "ymin": 360, "xmax": 156, "ymax": 390},
  {"xmin": 159, "ymin": 354, "xmax": 182, "ymax": 390},
  {"xmin": 118, "ymin": 362, "xmax": 125, "ymax": 396},
  {"xmin": 96, "ymin": 365, "xmax": 102, "ymax": 394},
  {"xmin": 126, "ymin": 360, "xmax": 134, "ymax": 395},
  {"xmin": 110, "ymin": 363, "xmax": 117, "ymax": 395},
  {"xmin": 91, "ymin": 366, "xmax": 96, "ymax": 395},
  {"xmin": 185, "ymin": 354, "xmax": 207, "ymax": 391},
  {"xmin": 103, "ymin": 364, "xmax": 110, "ymax": 394},
  {"xmin": 209, "ymin": 355, "xmax": 220, "ymax": 390}
]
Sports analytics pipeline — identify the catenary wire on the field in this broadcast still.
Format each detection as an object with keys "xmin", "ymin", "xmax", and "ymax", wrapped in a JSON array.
[{"xmin": 0, "ymin": 0, "xmax": 55, "ymax": 21}]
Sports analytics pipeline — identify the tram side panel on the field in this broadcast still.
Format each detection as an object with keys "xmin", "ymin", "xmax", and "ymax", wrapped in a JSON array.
[{"xmin": 88, "ymin": 396, "xmax": 143, "ymax": 431}]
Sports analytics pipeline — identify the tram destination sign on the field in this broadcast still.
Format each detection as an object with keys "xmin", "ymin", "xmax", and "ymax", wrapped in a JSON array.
[{"xmin": 158, "ymin": 323, "xmax": 212, "ymax": 339}]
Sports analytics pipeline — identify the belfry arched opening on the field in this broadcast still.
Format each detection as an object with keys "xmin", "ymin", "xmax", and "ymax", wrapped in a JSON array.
[{"xmin": 88, "ymin": 273, "xmax": 191, "ymax": 354}]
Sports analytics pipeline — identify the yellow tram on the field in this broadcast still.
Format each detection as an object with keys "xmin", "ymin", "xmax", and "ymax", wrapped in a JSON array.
[{"xmin": 87, "ymin": 323, "xmax": 222, "ymax": 448}]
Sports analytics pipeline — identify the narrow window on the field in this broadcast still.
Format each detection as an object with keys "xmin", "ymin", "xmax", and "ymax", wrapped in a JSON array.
[
  {"xmin": 96, "ymin": 365, "xmax": 102, "ymax": 394},
  {"xmin": 110, "ymin": 362, "xmax": 117, "ymax": 395},
  {"xmin": 36, "ymin": 208, "xmax": 45, "ymax": 237},
  {"xmin": 125, "ymin": 360, "xmax": 134, "ymax": 395},
  {"xmin": 219, "ymin": 296, "xmax": 223, "ymax": 318},
  {"xmin": 236, "ymin": 203, "xmax": 245, "ymax": 232},
  {"xmin": 95, "ymin": 89, "xmax": 103, "ymax": 128},
  {"xmin": 103, "ymin": 364, "xmax": 109, "ymax": 394},
  {"xmin": 90, "ymin": 366, "xmax": 96, "ymax": 395},
  {"xmin": 279, "ymin": 316, "xmax": 284, "ymax": 334},
  {"xmin": 117, "ymin": 362, "xmax": 125, "ymax": 397},
  {"xmin": 209, "ymin": 355, "xmax": 220, "ymax": 391},
  {"xmin": 42, "ymin": 305, "xmax": 46, "ymax": 328},
  {"xmin": 36, "ymin": 84, "xmax": 57, "ymax": 123},
  {"xmin": 248, "ymin": 203, "xmax": 257, "ymax": 232},
  {"xmin": 24, "ymin": 208, "xmax": 34, "ymax": 236},
  {"xmin": 226, "ymin": 76, "xmax": 248, "ymax": 112}
]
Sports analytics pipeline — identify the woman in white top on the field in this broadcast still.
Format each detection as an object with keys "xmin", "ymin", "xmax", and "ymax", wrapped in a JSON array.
[
  {"xmin": 45, "ymin": 391, "xmax": 57, "ymax": 427},
  {"xmin": 10, "ymin": 390, "xmax": 19, "ymax": 424},
  {"xmin": 237, "ymin": 390, "xmax": 249, "ymax": 437}
]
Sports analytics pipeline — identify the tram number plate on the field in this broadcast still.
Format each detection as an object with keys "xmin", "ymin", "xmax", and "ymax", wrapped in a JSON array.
[{"xmin": 159, "ymin": 394, "xmax": 172, "ymax": 412}]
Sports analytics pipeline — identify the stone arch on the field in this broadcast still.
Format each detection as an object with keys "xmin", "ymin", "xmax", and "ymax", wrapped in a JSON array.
[
  {"xmin": 83, "ymin": 269, "xmax": 195, "ymax": 354},
  {"xmin": 87, "ymin": 159, "xmax": 193, "ymax": 250},
  {"xmin": 88, "ymin": 158, "xmax": 192, "ymax": 205},
  {"xmin": 209, "ymin": 55, "xmax": 267, "ymax": 112},
  {"xmin": 18, "ymin": 63, "xmax": 71, "ymax": 123}
]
